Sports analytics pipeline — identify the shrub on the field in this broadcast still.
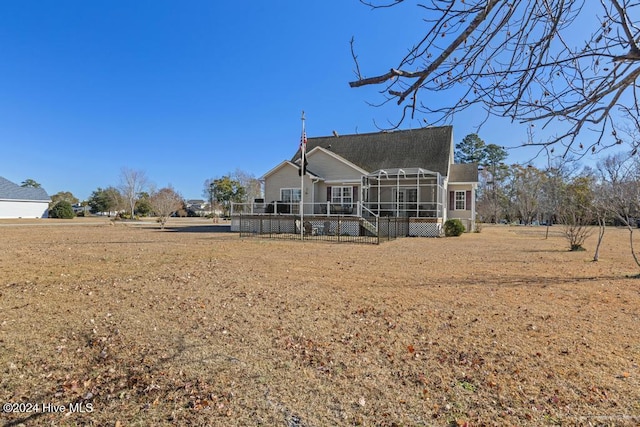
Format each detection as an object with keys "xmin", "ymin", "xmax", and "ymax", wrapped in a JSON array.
[
  {"xmin": 444, "ymin": 219, "xmax": 465, "ymax": 237},
  {"xmin": 49, "ymin": 201, "xmax": 75, "ymax": 219}
]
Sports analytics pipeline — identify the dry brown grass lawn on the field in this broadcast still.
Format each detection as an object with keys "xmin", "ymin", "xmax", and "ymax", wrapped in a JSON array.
[{"xmin": 1, "ymin": 218, "xmax": 639, "ymax": 426}]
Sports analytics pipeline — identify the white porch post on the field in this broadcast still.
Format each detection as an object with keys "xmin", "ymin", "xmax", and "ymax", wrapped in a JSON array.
[
  {"xmin": 300, "ymin": 112, "xmax": 305, "ymax": 240},
  {"xmin": 396, "ymin": 173, "xmax": 400, "ymax": 217},
  {"xmin": 416, "ymin": 171, "xmax": 420, "ymax": 217},
  {"xmin": 377, "ymin": 172, "xmax": 381, "ymax": 215},
  {"xmin": 311, "ymin": 180, "xmax": 315, "ymax": 215}
]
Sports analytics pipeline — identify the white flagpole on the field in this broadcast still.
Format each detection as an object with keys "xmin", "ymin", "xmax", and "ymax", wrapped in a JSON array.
[{"xmin": 300, "ymin": 111, "xmax": 306, "ymax": 240}]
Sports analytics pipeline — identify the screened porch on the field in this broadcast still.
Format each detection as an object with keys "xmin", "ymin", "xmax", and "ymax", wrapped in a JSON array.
[{"xmin": 361, "ymin": 168, "xmax": 445, "ymax": 219}]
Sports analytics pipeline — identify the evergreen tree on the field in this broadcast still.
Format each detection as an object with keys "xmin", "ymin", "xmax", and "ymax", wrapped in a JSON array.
[
  {"xmin": 455, "ymin": 134, "xmax": 486, "ymax": 164},
  {"xmin": 207, "ymin": 175, "xmax": 246, "ymax": 217},
  {"xmin": 88, "ymin": 187, "xmax": 123, "ymax": 216},
  {"xmin": 20, "ymin": 178, "xmax": 41, "ymax": 188},
  {"xmin": 49, "ymin": 200, "xmax": 75, "ymax": 219}
]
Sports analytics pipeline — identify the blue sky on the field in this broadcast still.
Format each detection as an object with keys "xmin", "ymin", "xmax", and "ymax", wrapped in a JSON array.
[{"xmin": 0, "ymin": 1, "xmax": 586, "ymax": 200}]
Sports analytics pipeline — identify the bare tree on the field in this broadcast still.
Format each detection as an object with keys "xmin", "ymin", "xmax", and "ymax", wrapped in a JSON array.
[
  {"xmin": 538, "ymin": 159, "xmax": 582, "ymax": 237},
  {"xmin": 203, "ymin": 170, "xmax": 260, "ymax": 217},
  {"xmin": 476, "ymin": 167, "xmax": 505, "ymax": 223},
  {"xmin": 150, "ymin": 187, "xmax": 183, "ymax": 229},
  {"xmin": 597, "ymin": 152, "xmax": 640, "ymax": 269},
  {"xmin": 119, "ymin": 168, "xmax": 148, "ymax": 220},
  {"xmin": 590, "ymin": 180, "xmax": 609, "ymax": 262},
  {"xmin": 232, "ymin": 169, "xmax": 263, "ymax": 203},
  {"xmin": 480, "ymin": 144, "xmax": 509, "ymax": 223},
  {"xmin": 558, "ymin": 176, "xmax": 594, "ymax": 251},
  {"xmin": 509, "ymin": 164, "xmax": 545, "ymax": 225},
  {"xmin": 619, "ymin": 111, "xmax": 640, "ymax": 154},
  {"xmin": 350, "ymin": 1, "xmax": 640, "ymax": 156}
]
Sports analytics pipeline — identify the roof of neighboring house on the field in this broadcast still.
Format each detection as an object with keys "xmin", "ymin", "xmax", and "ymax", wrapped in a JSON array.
[
  {"xmin": 291, "ymin": 126, "xmax": 454, "ymax": 177},
  {"xmin": 0, "ymin": 177, "xmax": 50, "ymax": 201},
  {"xmin": 449, "ymin": 163, "xmax": 479, "ymax": 183}
]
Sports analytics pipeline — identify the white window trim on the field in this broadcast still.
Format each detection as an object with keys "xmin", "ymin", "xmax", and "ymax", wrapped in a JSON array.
[
  {"xmin": 455, "ymin": 190, "xmax": 466, "ymax": 211},
  {"xmin": 280, "ymin": 188, "xmax": 301, "ymax": 202},
  {"xmin": 331, "ymin": 186, "xmax": 353, "ymax": 206}
]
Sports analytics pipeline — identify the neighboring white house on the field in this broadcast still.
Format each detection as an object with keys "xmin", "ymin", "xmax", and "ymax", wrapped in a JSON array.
[
  {"xmin": 0, "ymin": 177, "xmax": 50, "ymax": 218},
  {"xmin": 232, "ymin": 126, "xmax": 479, "ymax": 237}
]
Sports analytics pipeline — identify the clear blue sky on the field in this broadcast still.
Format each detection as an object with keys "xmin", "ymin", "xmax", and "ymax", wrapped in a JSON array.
[{"xmin": 0, "ymin": 1, "xmax": 581, "ymax": 201}]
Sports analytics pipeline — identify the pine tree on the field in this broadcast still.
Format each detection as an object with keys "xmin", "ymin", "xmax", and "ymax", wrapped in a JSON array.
[{"xmin": 455, "ymin": 134, "xmax": 486, "ymax": 164}]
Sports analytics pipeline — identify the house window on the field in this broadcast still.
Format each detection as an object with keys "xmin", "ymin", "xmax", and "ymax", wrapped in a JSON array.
[
  {"xmin": 280, "ymin": 188, "xmax": 301, "ymax": 203},
  {"xmin": 455, "ymin": 191, "xmax": 466, "ymax": 210},
  {"xmin": 331, "ymin": 186, "xmax": 353, "ymax": 206}
]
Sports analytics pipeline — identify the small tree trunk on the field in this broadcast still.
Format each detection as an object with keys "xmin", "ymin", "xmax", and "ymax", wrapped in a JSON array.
[
  {"xmin": 592, "ymin": 217, "xmax": 605, "ymax": 262},
  {"xmin": 627, "ymin": 223, "xmax": 640, "ymax": 269}
]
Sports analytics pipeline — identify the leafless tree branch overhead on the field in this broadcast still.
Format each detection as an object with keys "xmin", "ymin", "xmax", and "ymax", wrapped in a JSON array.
[{"xmin": 350, "ymin": 0, "xmax": 640, "ymax": 155}]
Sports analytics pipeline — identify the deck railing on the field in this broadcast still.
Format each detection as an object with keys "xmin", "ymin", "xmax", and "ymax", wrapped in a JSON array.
[
  {"xmin": 230, "ymin": 201, "xmax": 443, "ymax": 218},
  {"xmin": 361, "ymin": 202, "xmax": 442, "ymax": 218},
  {"xmin": 231, "ymin": 200, "xmax": 440, "ymax": 240},
  {"xmin": 231, "ymin": 201, "xmax": 362, "ymax": 216}
]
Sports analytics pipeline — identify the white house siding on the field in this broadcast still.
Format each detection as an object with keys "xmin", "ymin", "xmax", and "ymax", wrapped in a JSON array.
[
  {"xmin": 264, "ymin": 164, "xmax": 306, "ymax": 203},
  {"xmin": 446, "ymin": 183, "xmax": 475, "ymax": 232},
  {"xmin": 306, "ymin": 150, "xmax": 365, "ymax": 181},
  {"xmin": 265, "ymin": 153, "xmax": 365, "ymax": 213},
  {"xmin": 307, "ymin": 150, "xmax": 363, "ymax": 209},
  {"xmin": 263, "ymin": 163, "xmax": 320, "ymax": 215},
  {"xmin": 0, "ymin": 200, "xmax": 49, "ymax": 218}
]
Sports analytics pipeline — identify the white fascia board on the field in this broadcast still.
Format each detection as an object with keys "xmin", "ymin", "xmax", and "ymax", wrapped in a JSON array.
[
  {"xmin": 0, "ymin": 198, "xmax": 51, "ymax": 202},
  {"xmin": 324, "ymin": 179, "xmax": 362, "ymax": 184}
]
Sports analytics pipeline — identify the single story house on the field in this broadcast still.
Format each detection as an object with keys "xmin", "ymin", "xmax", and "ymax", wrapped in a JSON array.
[
  {"xmin": 0, "ymin": 177, "xmax": 50, "ymax": 218},
  {"xmin": 232, "ymin": 126, "xmax": 478, "ymax": 237}
]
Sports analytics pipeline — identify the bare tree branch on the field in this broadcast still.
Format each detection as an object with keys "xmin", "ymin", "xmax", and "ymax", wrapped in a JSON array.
[
  {"xmin": 350, "ymin": 0, "xmax": 640, "ymax": 154},
  {"xmin": 350, "ymin": 36, "xmax": 363, "ymax": 80},
  {"xmin": 359, "ymin": 0, "xmax": 404, "ymax": 9}
]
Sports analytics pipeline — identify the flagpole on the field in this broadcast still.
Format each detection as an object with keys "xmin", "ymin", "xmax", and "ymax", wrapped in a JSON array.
[{"xmin": 300, "ymin": 111, "xmax": 305, "ymax": 240}]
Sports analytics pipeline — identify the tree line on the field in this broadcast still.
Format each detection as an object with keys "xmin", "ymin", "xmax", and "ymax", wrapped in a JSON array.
[
  {"xmin": 458, "ymin": 133, "xmax": 640, "ymax": 265},
  {"xmin": 35, "ymin": 168, "xmax": 262, "ymax": 228}
]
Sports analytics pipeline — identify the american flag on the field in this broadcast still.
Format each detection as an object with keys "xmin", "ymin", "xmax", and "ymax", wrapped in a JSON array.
[{"xmin": 299, "ymin": 127, "xmax": 308, "ymax": 176}]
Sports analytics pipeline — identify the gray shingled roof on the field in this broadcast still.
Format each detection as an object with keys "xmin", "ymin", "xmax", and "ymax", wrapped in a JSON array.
[
  {"xmin": 0, "ymin": 177, "xmax": 50, "ymax": 201},
  {"xmin": 449, "ymin": 163, "xmax": 479, "ymax": 183},
  {"xmin": 292, "ymin": 126, "xmax": 453, "ymax": 177}
]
